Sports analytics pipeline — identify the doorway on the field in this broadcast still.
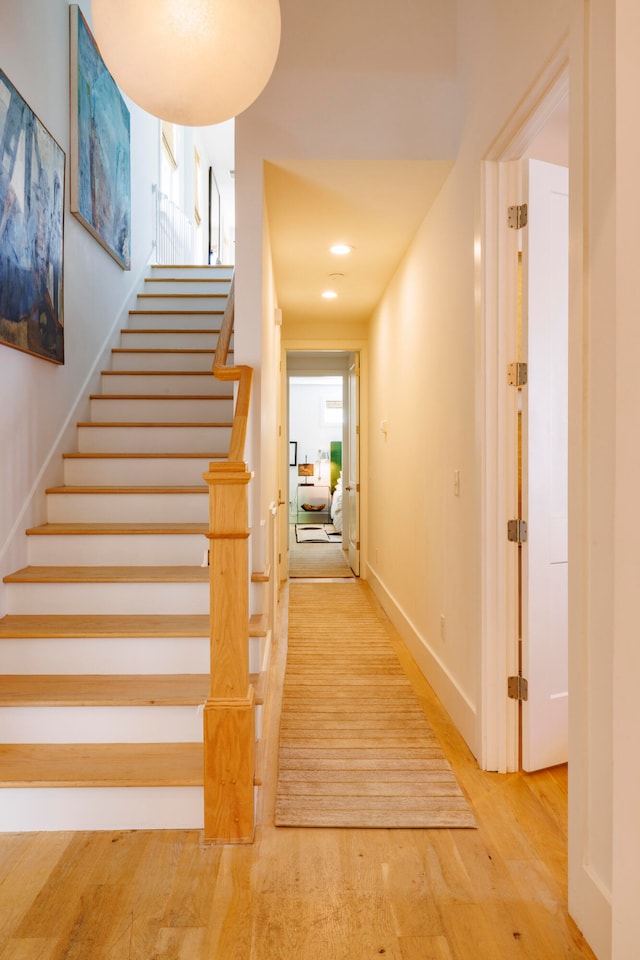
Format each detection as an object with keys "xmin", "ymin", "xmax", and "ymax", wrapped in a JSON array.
[
  {"xmin": 284, "ymin": 350, "xmax": 361, "ymax": 581},
  {"xmin": 481, "ymin": 60, "xmax": 569, "ymax": 774}
]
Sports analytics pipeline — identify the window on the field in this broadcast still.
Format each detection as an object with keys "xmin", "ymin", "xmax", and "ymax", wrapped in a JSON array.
[
  {"xmin": 194, "ymin": 147, "xmax": 201, "ymax": 226},
  {"xmin": 324, "ymin": 399, "xmax": 343, "ymax": 426},
  {"xmin": 161, "ymin": 120, "xmax": 177, "ymax": 170}
]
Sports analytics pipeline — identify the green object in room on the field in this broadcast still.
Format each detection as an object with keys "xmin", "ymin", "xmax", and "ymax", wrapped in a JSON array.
[{"xmin": 330, "ymin": 441, "xmax": 342, "ymax": 492}]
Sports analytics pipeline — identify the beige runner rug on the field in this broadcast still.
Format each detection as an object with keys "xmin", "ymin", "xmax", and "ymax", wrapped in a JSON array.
[
  {"xmin": 288, "ymin": 541, "xmax": 353, "ymax": 579},
  {"xmin": 275, "ymin": 582, "xmax": 476, "ymax": 828}
]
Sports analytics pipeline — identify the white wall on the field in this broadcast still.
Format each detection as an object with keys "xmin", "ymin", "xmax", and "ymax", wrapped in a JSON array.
[
  {"xmin": 235, "ymin": 0, "xmax": 462, "ymax": 571},
  {"xmin": 0, "ymin": 0, "xmax": 160, "ymax": 612},
  {"xmin": 611, "ymin": 8, "xmax": 640, "ymax": 958},
  {"xmin": 289, "ymin": 378, "xmax": 343, "ymax": 481},
  {"xmin": 232, "ymin": 0, "xmax": 637, "ymax": 954},
  {"xmin": 366, "ymin": 0, "xmax": 572, "ymax": 755}
]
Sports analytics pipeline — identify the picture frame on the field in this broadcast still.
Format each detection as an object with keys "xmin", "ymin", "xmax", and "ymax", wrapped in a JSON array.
[
  {"xmin": 289, "ymin": 441, "xmax": 298, "ymax": 467},
  {"xmin": 69, "ymin": 4, "xmax": 131, "ymax": 269},
  {"xmin": 0, "ymin": 69, "xmax": 65, "ymax": 364}
]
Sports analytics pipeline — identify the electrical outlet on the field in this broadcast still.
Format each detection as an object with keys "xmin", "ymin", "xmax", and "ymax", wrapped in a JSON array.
[{"xmin": 440, "ymin": 614, "xmax": 446, "ymax": 642}]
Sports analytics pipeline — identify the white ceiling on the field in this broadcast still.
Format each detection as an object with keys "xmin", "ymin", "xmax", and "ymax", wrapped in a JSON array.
[
  {"xmin": 264, "ymin": 159, "xmax": 454, "ymax": 327},
  {"xmin": 202, "ymin": 1, "xmax": 567, "ymax": 331}
]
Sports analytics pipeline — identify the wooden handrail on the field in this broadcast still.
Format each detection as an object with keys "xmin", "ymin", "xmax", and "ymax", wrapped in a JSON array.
[
  {"xmin": 212, "ymin": 275, "xmax": 253, "ymax": 462},
  {"xmin": 203, "ymin": 270, "xmax": 256, "ymax": 843}
]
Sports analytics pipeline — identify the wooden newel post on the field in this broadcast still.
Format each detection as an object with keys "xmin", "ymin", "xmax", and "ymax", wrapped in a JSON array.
[{"xmin": 202, "ymin": 460, "xmax": 255, "ymax": 843}]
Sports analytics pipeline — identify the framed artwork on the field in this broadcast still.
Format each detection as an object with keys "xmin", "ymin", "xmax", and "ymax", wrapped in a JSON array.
[
  {"xmin": 69, "ymin": 4, "xmax": 131, "ymax": 269},
  {"xmin": 289, "ymin": 441, "xmax": 297, "ymax": 466},
  {"xmin": 0, "ymin": 69, "xmax": 65, "ymax": 363}
]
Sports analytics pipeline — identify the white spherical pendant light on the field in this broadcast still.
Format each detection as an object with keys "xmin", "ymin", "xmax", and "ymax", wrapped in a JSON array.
[{"xmin": 90, "ymin": 0, "xmax": 281, "ymax": 126}]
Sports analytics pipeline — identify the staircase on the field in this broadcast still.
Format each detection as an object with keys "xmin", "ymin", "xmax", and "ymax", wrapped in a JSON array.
[{"xmin": 0, "ymin": 265, "xmax": 268, "ymax": 832}]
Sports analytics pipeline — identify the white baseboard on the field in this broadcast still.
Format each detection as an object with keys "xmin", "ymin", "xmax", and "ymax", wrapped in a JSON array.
[{"xmin": 367, "ymin": 563, "xmax": 478, "ymax": 758}]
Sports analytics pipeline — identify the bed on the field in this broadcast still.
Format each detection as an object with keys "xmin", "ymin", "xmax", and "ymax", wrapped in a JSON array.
[{"xmin": 331, "ymin": 475, "xmax": 344, "ymax": 533}]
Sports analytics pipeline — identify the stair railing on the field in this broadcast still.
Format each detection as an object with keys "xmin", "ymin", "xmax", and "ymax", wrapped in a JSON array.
[
  {"xmin": 154, "ymin": 187, "xmax": 195, "ymax": 265},
  {"xmin": 202, "ymin": 273, "xmax": 257, "ymax": 843}
]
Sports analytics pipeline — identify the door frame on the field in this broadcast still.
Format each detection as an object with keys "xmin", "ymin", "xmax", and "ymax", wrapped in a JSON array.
[
  {"xmin": 279, "ymin": 339, "xmax": 368, "ymax": 583},
  {"xmin": 479, "ymin": 46, "xmax": 569, "ymax": 773}
]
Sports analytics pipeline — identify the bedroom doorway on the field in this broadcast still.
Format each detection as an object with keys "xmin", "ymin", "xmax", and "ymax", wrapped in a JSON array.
[
  {"xmin": 285, "ymin": 350, "xmax": 360, "ymax": 580},
  {"xmin": 481, "ymin": 60, "xmax": 569, "ymax": 773}
]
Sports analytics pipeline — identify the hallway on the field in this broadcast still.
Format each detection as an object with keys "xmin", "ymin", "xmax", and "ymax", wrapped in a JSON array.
[{"xmin": 0, "ymin": 580, "xmax": 595, "ymax": 959}]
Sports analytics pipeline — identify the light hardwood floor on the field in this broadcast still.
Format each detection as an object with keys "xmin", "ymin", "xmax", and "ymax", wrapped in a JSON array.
[{"xmin": 0, "ymin": 580, "xmax": 596, "ymax": 960}]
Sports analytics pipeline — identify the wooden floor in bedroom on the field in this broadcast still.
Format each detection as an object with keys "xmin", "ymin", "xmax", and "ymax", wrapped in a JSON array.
[{"xmin": 0, "ymin": 580, "xmax": 596, "ymax": 960}]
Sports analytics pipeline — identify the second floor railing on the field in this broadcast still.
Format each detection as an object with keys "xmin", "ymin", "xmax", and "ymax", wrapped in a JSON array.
[{"xmin": 154, "ymin": 187, "xmax": 195, "ymax": 264}]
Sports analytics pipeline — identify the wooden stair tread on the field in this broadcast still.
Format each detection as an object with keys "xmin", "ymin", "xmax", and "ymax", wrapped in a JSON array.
[
  {"xmin": 0, "ymin": 613, "xmax": 211, "ymax": 638},
  {"xmin": 150, "ymin": 263, "xmax": 234, "ymax": 269},
  {"xmin": 26, "ymin": 523, "xmax": 209, "ymax": 536},
  {"xmin": 0, "ymin": 674, "xmax": 209, "ymax": 706},
  {"xmin": 137, "ymin": 293, "xmax": 226, "ymax": 300},
  {"xmin": 0, "ymin": 742, "xmax": 204, "ymax": 787},
  {"xmin": 144, "ymin": 278, "xmax": 229, "ymax": 284},
  {"xmin": 102, "ymin": 370, "xmax": 219, "ymax": 376},
  {"xmin": 111, "ymin": 349, "xmax": 222, "ymax": 356},
  {"xmin": 0, "ymin": 673, "xmax": 262, "ymax": 706},
  {"xmin": 3, "ymin": 565, "xmax": 209, "ymax": 584},
  {"xmin": 128, "ymin": 310, "xmax": 224, "ymax": 316},
  {"xmin": 61, "ymin": 453, "xmax": 226, "ymax": 460},
  {"xmin": 76, "ymin": 421, "xmax": 232, "ymax": 428},
  {"xmin": 90, "ymin": 394, "xmax": 231, "ymax": 400},
  {"xmin": 45, "ymin": 485, "xmax": 207, "ymax": 495},
  {"xmin": 249, "ymin": 613, "xmax": 268, "ymax": 638},
  {"xmin": 121, "ymin": 329, "xmax": 222, "ymax": 335}
]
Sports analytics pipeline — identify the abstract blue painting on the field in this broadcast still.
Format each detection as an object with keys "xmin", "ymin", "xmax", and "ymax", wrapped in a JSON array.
[
  {"xmin": 0, "ymin": 69, "xmax": 65, "ymax": 363},
  {"xmin": 70, "ymin": 4, "xmax": 131, "ymax": 269}
]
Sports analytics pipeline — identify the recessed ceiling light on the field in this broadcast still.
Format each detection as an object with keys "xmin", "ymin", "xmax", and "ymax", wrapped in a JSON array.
[
  {"xmin": 322, "ymin": 290, "xmax": 338, "ymax": 299},
  {"xmin": 330, "ymin": 244, "xmax": 352, "ymax": 256}
]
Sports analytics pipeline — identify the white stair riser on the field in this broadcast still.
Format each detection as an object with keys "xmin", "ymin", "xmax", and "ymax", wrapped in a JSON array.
[
  {"xmin": 111, "ymin": 352, "xmax": 217, "ymax": 372},
  {"xmin": 47, "ymin": 492, "xmax": 208, "ymax": 524},
  {"xmin": 127, "ymin": 312, "xmax": 224, "ymax": 330},
  {"xmin": 0, "ymin": 636, "xmax": 209, "ymax": 674},
  {"xmin": 249, "ymin": 632, "xmax": 265, "ymax": 675},
  {"xmin": 120, "ymin": 330, "xmax": 227, "ymax": 349},
  {"xmin": 28, "ymin": 533, "xmax": 208, "ymax": 566},
  {"xmin": 0, "ymin": 705, "xmax": 204, "ymax": 744},
  {"xmin": 0, "ymin": 787, "xmax": 204, "ymax": 831},
  {"xmin": 150, "ymin": 265, "xmax": 233, "ymax": 280},
  {"xmin": 6, "ymin": 582, "xmax": 209, "ymax": 615},
  {"xmin": 63, "ymin": 456, "xmax": 212, "ymax": 486},
  {"xmin": 136, "ymin": 295, "xmax": 226, "ymax": 311},
  {"xmin": 143, "ymin": 280, "xmax": 231, "ymax": 296},
  {"xmin": 90, "ymin": 397, "xmax": 232, "ymax": 422},
  {"xmin": 77, "ymin": 425, "xmax": 231, "ymax": 453},
  {"xmin": 100, "ymin": 372, "xmax": 229, "ymax": 396}
]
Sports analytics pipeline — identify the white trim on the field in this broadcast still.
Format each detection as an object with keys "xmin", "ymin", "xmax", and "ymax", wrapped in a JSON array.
[
  {"xmin": 480, "ymin": 47, "xmax": 569, "ymax": 773},
  {"xmin": 367, "ymin": 563, "xmax": 477, "ymax": 756},
  {"xmin": 281, "ymin": 339, "xmax": 368, "ymax": 581}
]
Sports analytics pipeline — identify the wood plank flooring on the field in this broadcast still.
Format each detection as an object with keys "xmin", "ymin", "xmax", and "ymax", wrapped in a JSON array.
[{"xmin": 0, "ymin": 580, "xmax": 597, "ymax": 960}]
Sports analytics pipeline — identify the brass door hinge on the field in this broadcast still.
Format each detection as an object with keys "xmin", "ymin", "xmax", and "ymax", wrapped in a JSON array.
[
  {"xmin": 507, "ymin": 519, "xmax": 528, "ymax": 544},
  {"xmin": 508, "ymin": 203, "xmax": 528, "ymax": 229},
  {"xmin": 507, "ymin": 361, "xmax": 528, "ymax": 387},
  {"xmin": 508, "ymin": 675, "xmax": 529, "ymax": 701}
]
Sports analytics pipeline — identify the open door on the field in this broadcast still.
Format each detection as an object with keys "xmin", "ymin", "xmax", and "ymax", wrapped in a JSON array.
[
  {"xmin": 346, "ymin": 355, "xmax": 360, "ymax": 576},
  {"xmin": 520, "ymin": 158, "xmax": 569, "ymax": 771}
]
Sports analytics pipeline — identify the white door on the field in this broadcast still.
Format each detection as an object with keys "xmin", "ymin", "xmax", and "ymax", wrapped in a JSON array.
[
  {"xmin": 346, "ymin": 356, "xmax": 360, "ymax": 575},
  {"xmin": 521, "ymin": 158, "xmax": 569, "ymax": 771}
]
